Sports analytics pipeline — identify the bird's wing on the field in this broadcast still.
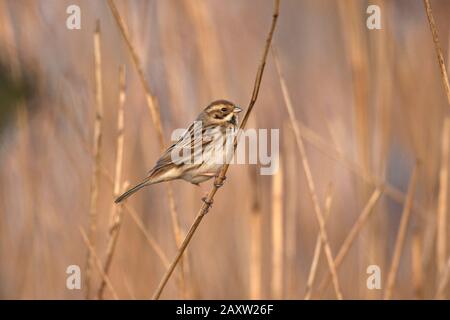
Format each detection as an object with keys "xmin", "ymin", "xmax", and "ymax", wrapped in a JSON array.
[{"xmin": 147, "ymin": 122, "xmax": 216, "ymax": 178}]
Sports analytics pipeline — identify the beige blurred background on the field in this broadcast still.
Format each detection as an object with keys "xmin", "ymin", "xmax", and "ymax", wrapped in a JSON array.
[{"xmin": 0, "ymin": 0, "xmax": 449, "ymax": 299}]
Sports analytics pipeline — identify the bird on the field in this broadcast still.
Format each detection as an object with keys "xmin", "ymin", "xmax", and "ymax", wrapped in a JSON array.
[{"xmin": 115, "ymin": 99, "xmax": 242, "ymax": 203}]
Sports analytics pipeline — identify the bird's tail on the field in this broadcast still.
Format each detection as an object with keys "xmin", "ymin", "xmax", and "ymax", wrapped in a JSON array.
[{"xmin": 115, "ymin": 180, "xmax": 150, "ymax": 203}]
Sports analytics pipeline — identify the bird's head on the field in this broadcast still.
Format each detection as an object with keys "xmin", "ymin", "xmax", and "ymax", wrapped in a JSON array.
[{"xmin": 202, "ymin": 99, "xmax": 242, "ymax": 126}]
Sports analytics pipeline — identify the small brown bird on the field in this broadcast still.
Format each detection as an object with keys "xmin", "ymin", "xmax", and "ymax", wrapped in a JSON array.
[{"xmin": 115, "ymin": 100, "xmax": 242, "ymax": 203}]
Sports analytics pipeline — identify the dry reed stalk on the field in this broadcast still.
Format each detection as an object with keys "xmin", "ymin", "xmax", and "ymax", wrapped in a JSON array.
[
  {"xmin": 273, "ymin": 49, "xmax": 343, "ymax": 299},
  {"xmin": 250, "ymin": 212, "xmax": 262, "ymax": 299},
  {"xmin": 423, "ymin": 0, "xmax": 450, "ymax": 107},
  {"xmin": 97, "ymin": 65, "xmax": 127, "ymax": 299},
  {"xmin": 295, "ymin": 120, "xmax": 412, "ymax": 210},
  {"xmin": 315, "ymin": 103, "xmax": 342, "ymax": 154},
  {"xmin": 181, "ymin": 0, "xmax": 228, "ymax": 99},
  {"xmin": 107, "ymin": 0, "xmax": 163, "ymax": 144},
  {"xmin": 151, "ymin": 0, "xmax": 280, "ymax": 299},
  {"xmin": 435, "ymin": 256, "xmax": 450, "ymax": 299},
  {"xmin": 337, "ymin": 0, "xmax": 370, "ymax": 182},
  {"xmin": 448, "ymin": 27, "xmax": 450, "ymax": 73},
  {"xmin": 123, "ymin": 203, "xmax": 171, "ymax": 268},
  {"xmin": 85, "ymin": 20, "xmax": 103, "ymax": 299},
  {"xmin": 111, "ymin": 64, "xmax": 127, "ymax": 226},
  {"xmin": 99, "ymin": 164, "xmax": 171, "ymax": 270},
  {"xmin": 437, "ymin": 117, "xmax": 450, "ymax": 285},
  {"xmin": 249, "ymin": 167, "xmax": 262, "ymax": 300},
  {"xmin": 156, "ymin": 1, "xmax": 189, "ymax": 121},
  {"xmin": 80, "ymin": 227, "xmax": 119, "ymax": 300},
  {"xmin": 106, "ymin": 0, "xmax": 187, "ymax": 296},
  {"xmin": 271, "ymin": 157, "xmax": 283, "ymax": 299},
  {"xmin": 304, "ymin": 185, "xmax": 334, "ymax": 300},
  {"xmin": 424, "ymin": 0, "xmax": 450, "ymax": 298},
  {"xmin": 338, "ymin": 1, "xmax": 374, "ymax": 297},
  {"xmin": 412, "ymin": 228, "xmax": 424, "ymax": 299},
  {"xmin": 373, "ymin": 1, "xmax": 393, "ymax": 181},
  {"xmin": 317, "ymin": 188, "xmax": 382, "ymax": 294},
  {"xmin": 384, "ymin": 164, "xmax": 419, "ymax": 300},
  {"xmin": 419, "ymin": 209, "xmax": 438, "ymax": 298},
  {"xmin": 96, "ymin": 183, "xmax": 127, "ymax": 299},
  {"xmin": 269, "ymin": 32, "xmax": 419, "ymax": 218},
  {"xmin": 371, "ymin": 3, "xmax": 392, "ymax": 295},
  {"xmin": 283, "ymin": 127, "xmax": 299, "ymax": 298}
]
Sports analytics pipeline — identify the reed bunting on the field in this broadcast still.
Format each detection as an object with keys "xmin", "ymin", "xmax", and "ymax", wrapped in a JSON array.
[{"xmin": 115, "ymin": 100, "xmax": 242, "ymax": 203}]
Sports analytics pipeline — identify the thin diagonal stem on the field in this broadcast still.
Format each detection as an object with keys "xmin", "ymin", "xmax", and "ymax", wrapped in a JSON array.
[
  {"xmin": 80, "ymin": 227, "xmax": 119, "ymax": 300},
  {"xmin": 107, "ymin": 0, "xmax": 186, "ymax": 296},
  {"xmin": 273, "ymin": 47, "xmax": 343, "ymax": 299},
  {"xmin": 97, "ymin": 65, "xmax": 127, "ymax": 299},
  {"xmin": 384, "ymin": 164, "xmax": 419, "ymax": 300},
  {"xmin": 317, "ymin": 188, "xmax": 383, "ymax": 294},
  {"xmin": 295, "ymin": 119, "xmax": 409, "ymax": 209},
  {"xmin": 435, "ymin": 256, "xmax": 450, "ymax": 299},
  {"xmin": 85, "ymin": 20, "xmax": 103, "ymax": 299},
  {"xmin": 437, "ymin": 118, "xmax": 450, "ymax": 284},
  {"xmin": 151, "ymin": 0, "xmax": 281, "ymax": 300},
  {"xmin": 423, "ymin": 0, "xmax": 450, "ymax": 299},
  {"xmin": 304, "ymin": 186, "xmax": 334, "ymax": 300},
  {"xmin": 100, "ymin": 165, "xmax": 171, "ymax": 270},
  {"xmin": 423, "ymin": 0, "xmax": 450, "ymax": 107}
]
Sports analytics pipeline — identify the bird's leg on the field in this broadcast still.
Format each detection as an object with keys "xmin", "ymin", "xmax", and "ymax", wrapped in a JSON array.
[
  {"xmin": 198, "ymin": 173, "xmax": 216, "ymax": 178},
  {"xmin": 196, "ymin": 172, "xmax": 225, "ymax": 188},
  {"xmin": 214, "ymin": 173, "xmax": 226, "ymax": 188}
]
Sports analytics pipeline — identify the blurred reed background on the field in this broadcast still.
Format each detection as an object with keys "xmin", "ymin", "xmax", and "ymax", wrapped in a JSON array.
[{"xmin": 0, "ymin": 0, "xmax": 449, "ymax": 299}]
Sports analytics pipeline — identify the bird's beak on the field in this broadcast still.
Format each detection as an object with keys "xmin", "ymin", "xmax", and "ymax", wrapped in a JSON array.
[{"xmin": 233, "ymin": 106, "xmax": 242, "ymax": 113}]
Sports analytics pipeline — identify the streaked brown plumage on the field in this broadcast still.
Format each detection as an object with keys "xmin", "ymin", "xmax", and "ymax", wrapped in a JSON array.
[{"xmin": 115, "ymin": 100, "xmax": 241, "ymax": 203}]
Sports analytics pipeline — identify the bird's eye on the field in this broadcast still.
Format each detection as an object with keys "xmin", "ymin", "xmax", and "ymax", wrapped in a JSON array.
[{"xmin": 221, "ymin": 107, "xmax": 227, "ymax": 112}]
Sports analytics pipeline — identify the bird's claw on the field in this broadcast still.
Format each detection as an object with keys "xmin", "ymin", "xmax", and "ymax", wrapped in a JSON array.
[{"xmin": 214, "ymin": 175, "xmax": 226, "ymax": 188}]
